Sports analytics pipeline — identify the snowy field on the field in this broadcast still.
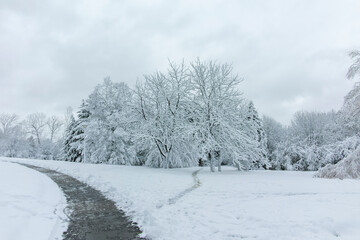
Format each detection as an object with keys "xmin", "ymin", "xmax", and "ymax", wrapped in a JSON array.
[
  {"xmin": 0, "ymin": 161, "xmax": 67, "ymax": 240},
  {"xmin": 1, "ymin": 157, "xmax": 360, "ymax": 240}
]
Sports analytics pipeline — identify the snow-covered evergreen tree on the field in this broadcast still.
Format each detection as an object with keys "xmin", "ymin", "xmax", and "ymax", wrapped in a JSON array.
[
  {"xmin": 244, "ymin": 101, "xmax": 269, "ymax": 169},
  {"xmin": 63, "ymin": 114, "xmax": 78, "ymax": 162},
  {"xmin": 63, "ymin": 102, "xmax": 89, "ymax": 162}
]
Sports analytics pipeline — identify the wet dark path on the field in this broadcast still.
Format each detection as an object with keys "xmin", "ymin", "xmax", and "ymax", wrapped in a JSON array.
[{"xmin": 19, "ymin": 163, "xmax": 143, "ymax": 240}]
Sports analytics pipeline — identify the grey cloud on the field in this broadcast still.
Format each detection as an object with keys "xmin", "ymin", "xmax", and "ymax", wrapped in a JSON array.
[{"xmin": 1, "ymin": 0, "xmax": 360, "ymax": 124}]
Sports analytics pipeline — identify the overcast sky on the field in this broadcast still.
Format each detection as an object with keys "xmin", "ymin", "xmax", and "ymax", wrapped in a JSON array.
[{"xmin": 1, "ymin": 0, "xmax": 360, "ymax": 124}]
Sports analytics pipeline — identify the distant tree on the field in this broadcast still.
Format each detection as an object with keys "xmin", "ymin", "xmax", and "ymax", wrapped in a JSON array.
[
  {"xmin": 1, "ymin": 124, "xmax": 28, "ymax": 158},
  {"xmin": 27, "ymin": 136, "xmax": 38, "ymax": 158},
  {"xmin": 64, "ymin": 107, "xmax": 73, "ymax": 125},
  {"xmin": 262, "ymin": 115, "xmax": 284, "ymax": 154},
  {"xmin": 289, "ymin": 111, "xmax": 331, "ymax": 146},
  {"xmin": 47, "ymin": 115, "xmax": 63, "ymax": 142},
  {"xmin": 0, "ymin": 113, "xmax": 18, "ymax": 135},
  {"xmin": 25, "ymin": 113, "xmax": 47, "ymax": 145},
  {"xmin": 62, "ymin": 107, "xmax": 73, "ymax": 137}
]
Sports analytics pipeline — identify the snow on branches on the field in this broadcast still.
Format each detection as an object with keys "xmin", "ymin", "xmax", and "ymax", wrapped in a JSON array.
[{"xmin": 60, "ymin": 60, "xmax": 267, "ymax": 171}]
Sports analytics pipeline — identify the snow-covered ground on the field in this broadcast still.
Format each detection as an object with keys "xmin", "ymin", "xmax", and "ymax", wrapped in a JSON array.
[
  {"xmin": 0, "ymin": 161, "xmax": 67, "ymax": 240},
  {"xmin": 1, "ymin": 157, "xmax": 360, "ymax": 240}
]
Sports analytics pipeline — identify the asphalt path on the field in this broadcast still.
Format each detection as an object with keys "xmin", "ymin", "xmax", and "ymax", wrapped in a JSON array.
[{"xmin": 19, "ymin": 163, "xmax": 144, "ymax": 240}]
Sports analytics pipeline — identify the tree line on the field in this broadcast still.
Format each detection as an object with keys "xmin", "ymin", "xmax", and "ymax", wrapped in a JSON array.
[
  {"xmin": 1, "ymin": 54, "xmax": 359, "ymax": 172},
  {"xmin": 263, "ymin": 51, "xmax": 360, "ymax": 171},
  {"xmin": 0, "ymin": 112, "xmax": 67, "ymax": 160}
]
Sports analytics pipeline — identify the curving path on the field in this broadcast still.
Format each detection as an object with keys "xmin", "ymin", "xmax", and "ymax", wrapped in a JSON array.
[{"xmin": 19, "ymin": 163, "xmax": 144, "ymax": 240}]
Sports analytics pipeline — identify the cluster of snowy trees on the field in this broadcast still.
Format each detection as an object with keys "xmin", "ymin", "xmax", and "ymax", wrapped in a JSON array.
[
  {"xmin": 2, "ymin": 53, "xmax": 359, "ymax": 173},
  {"xmin": 315, "ymin": 50, "xmax": 360, "ymax": 178},
  {"xmin": 63, "ymin": 60, "xmax": 268, "ymax": 171},
  {"xmin": 0, "ymin": 112, "xmax": 66, "ymax": 160},
  {"xmin": 263, "ymin": 50, "xmax": 360, "ymax": 171}
]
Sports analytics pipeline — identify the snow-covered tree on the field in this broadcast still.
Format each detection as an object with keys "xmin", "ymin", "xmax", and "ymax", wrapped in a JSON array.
[
  {"xmin": 47, "ymin": 115, "xmax": 63, "ymax": 142},
  {"xmin": 86, "ymin": 78, "xmax": 136, "ymax": 164},
  {"xmin": 63, "ymin": 114, "xmax": 77, "ymax": 162},
  {"xmin": 0, "ymin": 113, "xmax": 21, "ymax": 157},
  {"xmin": 244, "ymin": 101, "xmax": 268, "ymax": 169},
  {"xmin": 340, "ymin": 50, "xmax": 360, "ymax": 135},
  {"xmin": 188, "ymin": 59, "xmax": 258, "ymax": 172},
  {"xmin": 316, "ymin": 50, "xmax": 360, "ymax": 178},
  {"xmin": 25, "ymin": 113, "xmax": 47, "ymax": 145},
  {"xmin": 134, "ymin": 62, "xmax": 196, "ymax": 168},
  {"xmin": 290, "ymin": 111, "xmax": 321, "ymax": 146},
  {"xmin": 0, "ymin": 113, "xmax": 18, "ymax": 135},
  {"xmin": 265, "ymin": 110, "xmax": 352, "ymax": 170},
  {"xmin": 341, "ymin": 88, "xmax": 360, "ymax": 135},
  {"xmin": 315, "ymin": 141, "xmax": 360, "ymax": 179},
  {"xmin": 63, "ymin": 102, "xmax": 89, "ymax": 162},
  {"xmin": 346, "ymin": 50, "xmax": 360, "ymax": 80},
  {"xmin": 262, "ymin": 115, "xmax": 285, "ymax": 154},
  {"xmin": 0, "ymin": 124, "xmax": 29, "ymax": 158}
]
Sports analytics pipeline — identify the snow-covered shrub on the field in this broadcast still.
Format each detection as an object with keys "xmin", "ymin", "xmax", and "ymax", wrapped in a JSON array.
[
  {"xmin": 315, "ymin": 146, "xmax": 360, "ymax": 179},
  {"xmin": 320, "ymin": 136, "xmax": 360, "ymax": 165},
  {"xmin": 269, "ymin": 142, "xmax": 307, "ymax": 170},
  {"xmin": 269, "ymin": 136, "xmax": 360, "ymax": 171}
]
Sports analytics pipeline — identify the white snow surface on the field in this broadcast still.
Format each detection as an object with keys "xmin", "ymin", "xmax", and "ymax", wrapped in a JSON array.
[
  {"xmin": 0, "ymin": 160, "xmax": 67, "ymax": 240},
  {"xmin": 1, "ymin": 157, "xmax": 360, "ymax": 240}
]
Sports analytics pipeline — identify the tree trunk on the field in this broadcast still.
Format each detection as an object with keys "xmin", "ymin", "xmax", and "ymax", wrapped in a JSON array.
[
  {"xmin": 36, "ymin": 132, "xmax": 41, "ymax": 145},
  {"xmin": 162, "ymin": 156, "xmax": 168, "ymax": 169},
  {"xmin": 235, "ymin": 161, "xmax": 241, "ymax": 171},
  {"xmin": 215, "ymin": 150, "xmax": 221, "ymax": 172},
  {"xmin": 162, "ymin": 151, "xmax": 170, "ymax": 169},
  {"xmin": 208, "ymin": 152, "xmax": 215, "ymax": 172}
]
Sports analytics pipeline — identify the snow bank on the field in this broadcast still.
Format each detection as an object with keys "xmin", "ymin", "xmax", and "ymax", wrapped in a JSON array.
[
  {"xmin": 2, "ymin": 157, "xmax": 360, "ymax": 240},
  {"xmin": 0, "ymin": 161, "xmax": 67, "ymax": 240},
  {"xmin": 315, "ymin": 146, "xmax": 360, "ymax": 179}
]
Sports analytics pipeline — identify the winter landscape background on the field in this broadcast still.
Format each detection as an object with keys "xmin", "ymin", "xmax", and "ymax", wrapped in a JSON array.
[
  {"xmin": 1, "ymin": 0, "xmax": 360, "ymax": 239},
  {"xmin": 1, "ymin": 57, "xmax": 359, "ymax": 173}
]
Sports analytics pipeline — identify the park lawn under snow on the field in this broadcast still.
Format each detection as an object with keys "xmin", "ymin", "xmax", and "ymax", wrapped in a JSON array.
[
  {"xmin": 0, "ymin": 161, "xmax": 67, "ymax": 240},
  {"xmin": 1, "ymin": 157, "xmax": 360, "ymax": 240}
]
